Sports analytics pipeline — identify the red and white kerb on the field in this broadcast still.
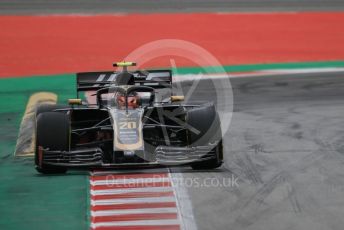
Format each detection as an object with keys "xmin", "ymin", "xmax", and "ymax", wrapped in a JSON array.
[{"xmin": 90, "ymin": 171, "xmax": 182, "ymax": 230}]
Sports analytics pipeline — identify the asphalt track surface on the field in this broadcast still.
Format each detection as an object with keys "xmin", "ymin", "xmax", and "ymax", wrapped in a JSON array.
[
  {"xmin": 0, "ymin": 0, "xmax": 344, "ymax": 14},
  {"xmin": 173, "ymin": 71, "xmax": 344, "ymax": 230}
]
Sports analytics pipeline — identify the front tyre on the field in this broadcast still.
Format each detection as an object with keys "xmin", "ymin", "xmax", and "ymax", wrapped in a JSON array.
[
  {"xmin": 187, "ymin": 104, "xmax": 224, "ymax": 170},
  {"xmin": 35, "ymin": 112, "xmax": 69, "ymax": 174}
]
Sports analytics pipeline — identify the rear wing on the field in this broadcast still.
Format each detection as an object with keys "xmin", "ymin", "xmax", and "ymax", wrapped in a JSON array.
[{"xmin": 76, "ymin": 70, "xmax": 172, "ymax": 93}]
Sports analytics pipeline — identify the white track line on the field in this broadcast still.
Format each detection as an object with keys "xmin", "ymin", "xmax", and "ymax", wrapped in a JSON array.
[
  {"xmin": 91, "ymin": 207, "xmax": 178, "ymax": 216},
  {"xmin": 91, "ymin": 186, "xmax": 174, "ymax": 195},
  {"xmin": 91, "ymin": 219, "xmax": 180, "ymax": 228},
  {"xmin": 91, "ymin": 196, "xmax": 176, "ymax": 206},
  {"xmin": 264, "ymin": 67, "xmax": 344, "ymax": 74},
  {"xmin": 173, "ymin": 67, "xmax": 344, "ymax": 82}
]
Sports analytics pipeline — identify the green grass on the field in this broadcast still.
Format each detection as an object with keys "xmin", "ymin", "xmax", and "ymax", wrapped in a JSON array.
[{"xmin": 0, "ymin": 74, "xmax": 89, "ymax": 230}]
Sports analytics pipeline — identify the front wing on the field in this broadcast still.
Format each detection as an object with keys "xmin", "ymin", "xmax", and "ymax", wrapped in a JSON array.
[{"xmin": 37, "ymin": 144, "xmax": 219, "ymax": 168}]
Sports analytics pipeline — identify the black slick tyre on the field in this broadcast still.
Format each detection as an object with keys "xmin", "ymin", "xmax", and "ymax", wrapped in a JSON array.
[{"xmin": 35, "ymin": 112, "xmax": 69, "ymax": 174}]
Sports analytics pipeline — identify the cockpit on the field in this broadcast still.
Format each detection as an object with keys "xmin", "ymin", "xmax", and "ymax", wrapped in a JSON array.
[{"xmin": 97, "ymin": 86, "xmax": 155, "ymax": 110}]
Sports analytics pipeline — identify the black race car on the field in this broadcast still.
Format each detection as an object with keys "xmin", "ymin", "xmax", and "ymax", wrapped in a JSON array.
[{"xmin": 35, "ymin": 62, "xmax": 223, "ymax": 173}]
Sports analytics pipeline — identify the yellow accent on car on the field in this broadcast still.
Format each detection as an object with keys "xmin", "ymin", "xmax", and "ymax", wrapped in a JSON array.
[
  {"xmin": 171, "ymin": 95, "xmax": 185, "ymax": 102},
  {"xmin": 68, "ymin": 99, "xmax": 82, "ymax": 105},
  {"xmin": 113, "ymin": 61, "xmax": 137, "ymax": 67}
]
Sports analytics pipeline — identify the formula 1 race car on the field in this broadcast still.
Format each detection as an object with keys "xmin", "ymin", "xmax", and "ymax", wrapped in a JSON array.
[{"xmin": 34, "ymin": 62, "xmax": 223, "ymax": 173}]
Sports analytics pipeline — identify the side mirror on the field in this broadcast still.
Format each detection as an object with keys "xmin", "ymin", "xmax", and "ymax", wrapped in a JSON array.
[
  {"xmin": 68, "ymin": 99, "xmax": 82, "ymax": 105},
  {"xmin": 171, "ymin": 96, "xmax": 184, "ymax": 102}
]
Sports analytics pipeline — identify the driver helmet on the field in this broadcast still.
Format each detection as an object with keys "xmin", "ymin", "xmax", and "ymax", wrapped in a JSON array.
[{"xmin": 116, "ymin": 92, "xmax": 140, "ymax": 109}]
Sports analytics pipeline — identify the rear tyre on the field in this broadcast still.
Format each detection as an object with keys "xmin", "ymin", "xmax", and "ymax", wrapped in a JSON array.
[{"xmin": 35, "ymin": 112, "xmax": 69, "ymax": 174}]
